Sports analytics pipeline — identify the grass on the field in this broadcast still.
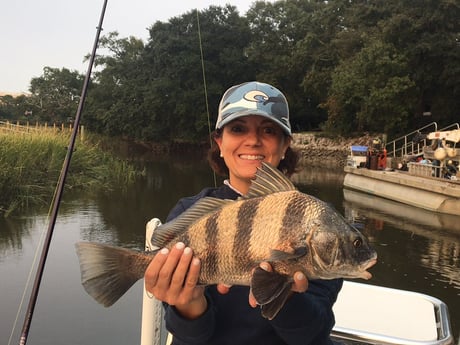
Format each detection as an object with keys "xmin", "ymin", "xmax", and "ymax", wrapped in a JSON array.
[{"xmin": 0, "ymin": 130, "xmax": 141, "ymax": 217}]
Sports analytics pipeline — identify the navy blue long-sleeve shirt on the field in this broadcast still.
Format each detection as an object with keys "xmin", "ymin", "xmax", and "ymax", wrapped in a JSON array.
[{"xmin": 163, "ymin": 184, "xmax": 343, "ymax": 345}]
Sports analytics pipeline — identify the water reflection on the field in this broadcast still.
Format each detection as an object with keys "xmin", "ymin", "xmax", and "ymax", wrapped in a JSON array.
[{"xmin": 0, "ymin": 217, "xmax": 34, "ymax": 257}]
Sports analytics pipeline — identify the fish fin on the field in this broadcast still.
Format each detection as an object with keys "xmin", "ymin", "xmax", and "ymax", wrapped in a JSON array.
[
  {"xmin": 261, "ymin": 286, "xmax": 292, "ymax": 320},
  {"xmin": 251, "ymin": 267, "xmax": 293, "ymax": 320},
  {"xmin": 269, "ymin": 246, "xmax": 308, "ymax": 261},
  {"xmin": 150, "ymin": 197, "xmax": 231, "ymax": 247},
  {"xmin": 75, "ymin": 242, "xmax": 153, "ymax": 307},
  {"xmin": 244, "ymin": 162, "xmax": 296, "ymax": 199}
]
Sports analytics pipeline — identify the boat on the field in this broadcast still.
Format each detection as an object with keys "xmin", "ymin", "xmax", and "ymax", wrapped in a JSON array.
[
  {"xmin": 344, "ymin": 122, "xmax": 460, "ymax": 215},
  {"xmin": 139, "ymin": 219, "xmax": 455, "ymax": 345}
]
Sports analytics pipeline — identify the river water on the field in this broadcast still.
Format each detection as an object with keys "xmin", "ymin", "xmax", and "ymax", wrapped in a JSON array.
[{"xmin": 1, "ymin": 155, "xmax": 459, "ymax": 345}]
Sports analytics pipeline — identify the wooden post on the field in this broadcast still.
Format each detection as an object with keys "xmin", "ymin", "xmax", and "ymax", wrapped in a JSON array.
[{"xmin": 80, "ymin": 125, "xmax": 85, "ymax": 142}]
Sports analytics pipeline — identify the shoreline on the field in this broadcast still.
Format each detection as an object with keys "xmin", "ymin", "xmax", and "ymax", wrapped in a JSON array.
[{"xmin": 292, "ymin": 132, "xmax": 373, "ymax": 167}]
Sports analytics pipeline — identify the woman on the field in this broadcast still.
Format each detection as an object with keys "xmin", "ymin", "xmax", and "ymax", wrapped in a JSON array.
[{"xmin": 144, "ymin": 81, "xmax": 343, "ymax": 345}]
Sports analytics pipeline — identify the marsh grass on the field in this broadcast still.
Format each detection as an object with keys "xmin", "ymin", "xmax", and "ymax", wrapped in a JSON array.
[{"xmin": 0, "ymin": 131, "xmax": 140, "ymax": 217}]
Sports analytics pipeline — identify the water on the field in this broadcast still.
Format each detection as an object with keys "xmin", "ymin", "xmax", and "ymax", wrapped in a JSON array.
[{"xmin": 1, "ymin": 156, "xmax": 459, "ymax": 345}]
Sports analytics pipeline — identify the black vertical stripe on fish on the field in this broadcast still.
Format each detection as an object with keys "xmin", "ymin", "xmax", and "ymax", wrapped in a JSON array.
[
  {"xmin": 279, "ymin": 193, "xmax": 310, "ymax": 244},
  {"xmin": 202, "ymin": 209, "xmax": 220, "ymax": 281},
  {"xmin": 233, "ymin": 198, "xmax": 261, "ymax": 271}
]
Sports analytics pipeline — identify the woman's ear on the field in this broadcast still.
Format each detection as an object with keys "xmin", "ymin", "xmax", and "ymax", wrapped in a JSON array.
[
  {"xmin": 214, "ymin": 135, "xmax": 223, "ymax": 151},
  {"xmin": 283, "ymin": 136, "xmax": 292, "ymax": 156}
]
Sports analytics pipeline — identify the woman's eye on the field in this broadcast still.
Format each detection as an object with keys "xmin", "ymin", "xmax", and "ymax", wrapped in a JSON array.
[
  {"xmin": 263, "ymin": 127, "xmax": 277, "ymax": 135},
  {"xmin": 230, "ymin": 125, "xmax": 244, "ymax": 133}
]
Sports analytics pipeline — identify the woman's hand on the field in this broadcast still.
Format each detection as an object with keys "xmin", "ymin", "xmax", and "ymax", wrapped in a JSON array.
[
  {"xmin": 217, "ymin": 262, "xmax": 309, "ymax": 307},
  {"xmin": 144, "ymin": 242, "xmax": 206, "ymax": 319}
]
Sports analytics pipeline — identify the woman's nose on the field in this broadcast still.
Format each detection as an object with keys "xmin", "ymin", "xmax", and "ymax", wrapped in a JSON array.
[{"xmin": 245, "ymin": 130, "xmax": 262, "ymax": 145}]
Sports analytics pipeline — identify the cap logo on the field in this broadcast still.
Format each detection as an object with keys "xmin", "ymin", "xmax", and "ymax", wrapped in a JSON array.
[
  {"xmin": 244, "ymin": 90, "xmax": 285, "ymax": 108},
  {"xmin": 244, "ymin": 90, "xmax": 270, "ymax": 103}
]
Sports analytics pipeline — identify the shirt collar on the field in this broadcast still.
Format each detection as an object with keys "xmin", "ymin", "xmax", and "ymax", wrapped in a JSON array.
[{"xmin": 223, "ymin": 179, "xmax": 243, "ymax": 196}]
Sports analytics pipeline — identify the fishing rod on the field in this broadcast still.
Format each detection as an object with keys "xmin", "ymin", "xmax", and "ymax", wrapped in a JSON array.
[
  {"xmin": 18, "ymin": 1, "xmax": 108, "ymax": 344},
  {"xmin": 195, "ymin": 9, "xmax": 217, "ymax": 188}
]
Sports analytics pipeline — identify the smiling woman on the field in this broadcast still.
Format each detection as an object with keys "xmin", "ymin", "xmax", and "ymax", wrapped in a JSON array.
[{"xmin": 141, "ymin": 81, "xmax": 344, "ymax": 345}]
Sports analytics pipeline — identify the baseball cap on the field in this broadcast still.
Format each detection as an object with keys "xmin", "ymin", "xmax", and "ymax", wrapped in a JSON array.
[{"xmin": 216, "ymin": 81, "xmax": 291, "ymax": 136}]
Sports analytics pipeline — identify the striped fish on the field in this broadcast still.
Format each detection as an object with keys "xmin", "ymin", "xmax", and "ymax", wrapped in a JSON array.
[{"xmin": 75, "ymin": 162, "xmax": 377, "ymax": 319}]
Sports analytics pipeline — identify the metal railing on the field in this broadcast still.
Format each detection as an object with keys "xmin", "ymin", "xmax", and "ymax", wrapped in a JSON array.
[
  {"xmin": 385, "ymin": 122, "xmax": 438, "ymax": 158},
  {"xmin": 385, "ymin": 122, "xmax": 460, "ymax": 159}
]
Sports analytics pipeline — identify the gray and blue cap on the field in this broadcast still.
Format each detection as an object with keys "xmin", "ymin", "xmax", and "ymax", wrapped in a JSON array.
[{"xmin": 216, "ymin": 81, "xmax": 291, "ymax": 136}]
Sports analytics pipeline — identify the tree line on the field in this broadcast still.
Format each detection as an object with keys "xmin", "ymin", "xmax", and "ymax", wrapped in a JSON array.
[{"xmin": 1, "ymin": 0, "xmax": 459, "ymax": 143}]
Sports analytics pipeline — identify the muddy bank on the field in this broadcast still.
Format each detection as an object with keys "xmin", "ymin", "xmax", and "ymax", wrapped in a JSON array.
[{"xmin": 292, "ymin": 132, "xmax": 374, "ymax": 167}]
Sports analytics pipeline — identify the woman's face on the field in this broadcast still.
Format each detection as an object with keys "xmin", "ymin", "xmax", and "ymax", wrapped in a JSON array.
[{"xmin": 214, "ymin": 115, "xmax": 291, "ymax": 193}]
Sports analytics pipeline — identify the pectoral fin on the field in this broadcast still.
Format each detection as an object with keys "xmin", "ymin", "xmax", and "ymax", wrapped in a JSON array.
[
  {"xmin": 269, "ymin": 246, "xmax": 308, "ymax": 261},
  {"xmin": 250, "ymin": 267, "xmax": 293, "ymax": 320},
  {"xmin": 261, "ymin": 287, "xmax": 292, "ymax": 320}
]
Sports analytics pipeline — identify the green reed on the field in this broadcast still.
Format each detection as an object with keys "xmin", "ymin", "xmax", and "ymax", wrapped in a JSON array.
[{"xmin": 0, "ymin": 130, "xmax": 140, "ymax": 217}]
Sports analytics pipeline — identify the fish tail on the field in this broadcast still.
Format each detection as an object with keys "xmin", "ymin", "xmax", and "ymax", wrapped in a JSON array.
[{"xmin": 75, "ymin": 242, "xmax": 153, "ymax": 307}]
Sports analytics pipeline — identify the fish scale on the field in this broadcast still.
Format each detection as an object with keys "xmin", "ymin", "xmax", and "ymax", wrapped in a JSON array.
[{"xmin": 75, "ymin": 162, "xmax": 377, "ymax": 319}]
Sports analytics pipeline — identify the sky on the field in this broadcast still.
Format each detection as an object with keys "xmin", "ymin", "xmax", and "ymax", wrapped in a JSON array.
[{"xmin": 0, "ymin": 0, "xmax": 255, "ymax": 94}]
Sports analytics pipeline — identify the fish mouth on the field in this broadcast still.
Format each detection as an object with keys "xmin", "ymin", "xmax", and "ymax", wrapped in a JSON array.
[{"xmin": 359, "ymin": 258, "xmax": 377, "ymax": 280}]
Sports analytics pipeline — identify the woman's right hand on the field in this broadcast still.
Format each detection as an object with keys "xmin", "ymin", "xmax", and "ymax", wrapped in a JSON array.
[{"xmin": 144, "ymin": 242, "xmax": 207, "ymax": 319}]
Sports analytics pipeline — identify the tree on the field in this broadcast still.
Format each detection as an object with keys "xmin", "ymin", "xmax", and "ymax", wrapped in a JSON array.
[
  {"xmin": 378, "ymin": 0, "xmax": 460, "ymax": 127},
  {"xmin": 324, "ymin": 41, "xmax": 415, "ymax": 136},
  {"xmin": 84, "ymin": 32, "xmax": 148, "ymax": 137},
  {"xmin": 0, "ymin": 94, "xmax": 33, "ymax": 121},
  {"xmin": 141, "ymin": 5, "xmax": 253, "ymax": 142},
  {"xmin": 28, "ymin": 67, "xmax": 84, "ymax": 123},
  {"xmin": 246, "ymin": 0, "xmax": 327, "ymax": 130}
]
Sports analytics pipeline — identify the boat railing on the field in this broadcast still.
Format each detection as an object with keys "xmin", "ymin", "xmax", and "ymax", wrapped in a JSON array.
[
  {"xmin": 331, "ymin": 281, "xmax": 454, "ymax": 345},
  {"xmin": 407, "ymin": 162, "xmax": 443, "ymax": 178},
  {"xmin": 386, "ymin": 122, "xmax": 460, "ymax": 160},
  {"xmin": 439, "ymin": 122, "xmax": 460, "ymax": 131},
  {"xmin": 386, "ymin": 122, "xmax": 438, "ymax": 159}
]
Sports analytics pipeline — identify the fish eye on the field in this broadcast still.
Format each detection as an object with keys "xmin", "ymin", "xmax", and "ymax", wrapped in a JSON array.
[{"xmin": 353, "ymin": 238, "xmax": 363, "ymax": 248}]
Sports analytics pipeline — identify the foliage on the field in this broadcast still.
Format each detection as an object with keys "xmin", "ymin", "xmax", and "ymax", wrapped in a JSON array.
[
  {"xmin": 28, "ymin": 67, "xmax": 84, "ymax": 123},
  {"xmin": 2, "ymin": 0, "xmax": 459, "ymax": 140},
  {"xmin": 323, "ymin": 41, "xmax": 416, "ymax": 136},
  {"xmin": 0, "ymin": 130, "xmax": 139, "ymax": 217}
]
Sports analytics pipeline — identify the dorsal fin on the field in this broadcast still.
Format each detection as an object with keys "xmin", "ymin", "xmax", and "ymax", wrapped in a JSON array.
[
  {"xmin": 150, "ymin": 197, "xmax": 231, "ymax": 247},
  {"xmin": 243, "ymin": 162, "xmax": 296, "ymax": 199}
]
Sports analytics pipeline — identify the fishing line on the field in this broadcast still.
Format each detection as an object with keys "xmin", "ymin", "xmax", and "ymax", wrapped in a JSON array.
[
  {"xmin": 196, "ymin": 9, "xmax": 217, "ymax": 188},
  {"xmin": 17, "ymin": 1, "xmax": 108, "ymax": 344},
  {"xmin": 8, "ymin": 176, "xmax": 63, "ymax": 345}
]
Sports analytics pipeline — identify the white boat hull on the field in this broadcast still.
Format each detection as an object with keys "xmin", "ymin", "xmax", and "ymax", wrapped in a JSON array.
[{"xmin": 343, "ymin": 166, "xmax": 460, "ymax": 215}]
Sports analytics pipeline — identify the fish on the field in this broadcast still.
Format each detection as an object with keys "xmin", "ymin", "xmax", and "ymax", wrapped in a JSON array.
[{"xmin": 75, "ymin": 162, "xmax": 377, "ymax": 320}]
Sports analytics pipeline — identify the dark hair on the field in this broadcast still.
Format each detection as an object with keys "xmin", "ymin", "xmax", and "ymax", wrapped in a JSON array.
[{"xmin": 207, "ymin": 129, "xmax": 300, "ymax": 178}]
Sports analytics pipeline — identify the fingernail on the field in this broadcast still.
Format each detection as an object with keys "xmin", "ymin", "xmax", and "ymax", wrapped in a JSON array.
[
  {"xmin": 175, "ymin": 242, "xmax": 185, "ymax": 249},
  {"xmin": 160, "ymin": 248, "xmax": 169, "ymax": 255},
  {"xmin": 184, "ymin": 247, "xmax": 191, "ymax": 255},
  {"xmin": 296, "ymin": 272, "xmax": 305, "ymax": 281},
  {"xmin": 260, "ymin": 263, "xmax": 270, "ymax": 271},
  {"xmin": 192, "ymin": 258, "xmax": 200, "ymax": 266}
]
